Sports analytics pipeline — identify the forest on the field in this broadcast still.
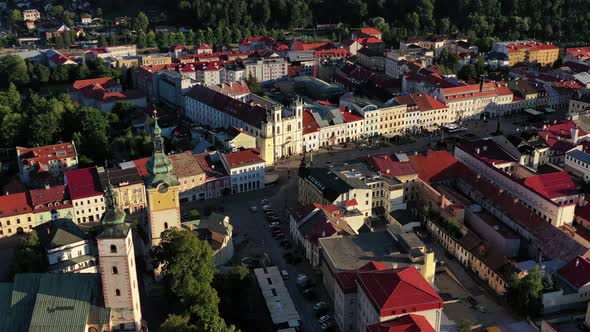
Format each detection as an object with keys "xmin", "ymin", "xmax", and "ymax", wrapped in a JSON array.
[{"xmin": 95, "ymin": 0, "xmax": 590, "ymax": 45}]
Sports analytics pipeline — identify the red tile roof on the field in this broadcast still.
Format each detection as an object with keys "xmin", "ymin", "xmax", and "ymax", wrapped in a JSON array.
[
  {"xmin": 523, "ymin": 171, "xmax": 577, "ymax": 200},
  {"xmin": 340, "ymin": 108, "xmax": 364, "ymax": 123},
  {"xmin": 0, "ymin": 192, "xmax": 33, "ymax": 218},
  {"xmin": 505, "ymin": 41, "xmax": 558, "ymax": 52},
  {"xmin": 72, "ymin": 77, "xmax": 119, "ymax": 90},
  {"xmin": 395, "ymin": 93, "xmax": 447, "ymax": 112},
  {"xmin": 539, "ymin": 120, "xmax": 586, "ymax": 148},
  {"xmin": 439, "ymin": 83, "xmax": 498, "ymax": 102},
  {"xmin": 133, "ymin": 157, "xmax": 150, "ymax": 178},
  {"xmin": 71, "ymin": 77, "xmax": 144, "ymax": 102},
  {"xmin": 49, "ymin": 53, "xmax": 75, "ymax": 65},
  {"xmin": 168, "ymin": 152, "xmax": 204, "ymax": 178},
  {"xmin": 65, "ymin": 167, "xmax": 103, "ymax": 200},
  {"xmin": 292, "ymin": 41, "xmax": 333, "ymax": 52},
  {"xmin": 457, "ymin": 140, "xmax": 517, "ymax": 165},
  {"xmin": 302, "ymin": 110, "xmax": 320, "ymax": 135},
  {"xmin": 366, "ymin": 154, "xmax": 417, "ymax": 178},
  {"xmin": 196, "ymin": 43, "xmax": 213, "ymax": 50},
  {"xmin": 367, "ymin": 314, "xmax": 435, "ymax": 332},
  {"xmin": 29, "ymin": 185, "xmax": 71, "ymax": 212},
  {"xmin": 180, "ymin": 60, "xmax": 223, "ymax": 72},
  {"xmin": 359, "ymin": 27, "xmax": 382, "ymax": 37},
  {"xmin": 223, "ymin": 149, "xmax": 264, "ymax": 168},
  {"xmin": 240, "ymin": 35, "xmax": 276, "ymax": 48},
  {"xmin": 356, "ymin": 267, "xmax": 443, "ymax": 317},
  {"xmin": 558, "ymin": 256, "xmax": 590, "ymax": 289},
  {"xmin": 17, "ymin": 142, "xmax": 77, "ymax": 168},
  {"xmin": 566, "ymin": 47, "xmax": 590, "ymax": 60},
  {"xmin": 335, "ymin": 261, "xmax": 389, "ymax": 293},
  {"xmin": 210, "ymin": 80, "xmax": 250, "ymax": 98},
  {"xmin": 356, "ymin": 37, "xmax": 384, "ymax": 46},
  {"xmin": 408, "ymin": 150, "xmax": 465, "ymax": 183},
  {"xmin": 193, "ymin": 152, "xmax": 229, "ymax": 180}
]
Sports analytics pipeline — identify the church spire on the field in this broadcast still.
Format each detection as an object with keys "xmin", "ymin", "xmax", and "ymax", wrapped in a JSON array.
[
  {"xmin": 100, "ymin": 164, "xmax": 126, "ymax": 226},
  {"xmin": 146, "ymin": 107, "xmax": 178, "ymax": 188}
]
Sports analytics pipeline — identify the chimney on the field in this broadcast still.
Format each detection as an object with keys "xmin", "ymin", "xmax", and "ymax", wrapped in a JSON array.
[
  {"xmin": 44, "ymin": 183, "xmax": 50, "ymax": 189},
  {"xmin": 476, "ymin": 148, "xmax": 480, "ymax": 154},
  {"xmin": 576, "ymin": 258, "xmax": 580, "ymax": 268},
  {"xmin": 483, "ymin": 145, "xmax": 488, "ymax": 152}
]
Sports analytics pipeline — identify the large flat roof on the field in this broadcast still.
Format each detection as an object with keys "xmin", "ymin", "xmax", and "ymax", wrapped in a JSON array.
[{"xmin": 253, "ymin": 267, "xmax": 300, "ymax": 326}]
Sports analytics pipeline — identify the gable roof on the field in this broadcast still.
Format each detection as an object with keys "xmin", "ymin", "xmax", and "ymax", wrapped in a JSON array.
[
  {"xmin": 559, "ymin": 256, "xmax": 590, "ymax": 289},
  {"xmin": 523, "ymin": 171, "xmax": 577, "ymax": 200},
  {"xmin": 408, "ymin": 150, "xmax": 465, "ymax": 183},
  {"xmin": 35, "ymin": 218, "xmax": 87, "ymax": 250},
  {"xmin": 16, "ymin": 142, "xmax": 77, "ymax": 168},
  {"xmin": 0, "ymin": 192, "xmax": 33, "ymax": 218},
  {"xmin": 367, "ymin": 314, "xmax": 435, "ymax": 332},
  {"xmin": 302, "ymin": 110, "xmax": 320, "ymax": 135},
  {"xmin": 335, "ymin": 261, "xmax": 389, "ymax": 292},
  {"xmin": 356, "ymin": 267, "xmax": 442, "ymax": 317},
  {"xmin": 365, "ymin": 154, "xmax": 416, "ymax": 178},
  {"xmin": 395, "ymin": 93, "xmax": 447, "ymax": 112},
  {"xmin": 223, "ymin": 149, "xmax": 265, "ymax": 169},
  {"xmin": 65, "ymin": 167, "xmax": 103, "ymax": 200}
]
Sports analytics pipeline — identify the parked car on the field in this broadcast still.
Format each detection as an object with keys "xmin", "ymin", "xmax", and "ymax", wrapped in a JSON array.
[
  {"xmin": 249, "ymin": 206, "xmax": 258, "ymax": 212},
  {"xmin": 318, "ymin": 315, "xmax": 330, "ymax": 324},
  {"xmin": 474, "ymin": 305, "xmax": 487, "ymax": 313},
  {"xmin": 270, "ymin": 224, "xmax": 280, "ymax": 230},
  {"xmin": 260, "ymin": 199, "xmax": 269, "ymax": 205},
  {"xmin": 314, "ymin": 302, "xmax": 328, "ymax": 312},
  {"xmin": 262, "ymin": 205, "xmax": 272, "ymax": 210},
  {"xmin": 302, "ymin": 288, "xmax": 316, "ymax": 300},
  {"xmin": 281, "ymin": 269, "xmax": 289, "ymax": 280},
  {"xmin": 270, "ymin": 222, "xmax": 280, "ymax": 227},
  {"xmin": 320, "ymin": 322, "xmax": 332, "ymax": 330},
  {"xmin": 465, "ymin": 296, "xmax": 478, "ymax": 306},
  {"xmin": 272, "ymin": 232, "xmax": 284, "ymax": 239}
]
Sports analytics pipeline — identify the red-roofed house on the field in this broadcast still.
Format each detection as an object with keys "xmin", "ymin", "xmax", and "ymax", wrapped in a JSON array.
[
  {"xmin": 289, "ymin": 201, "xmax": 363, "ymax": 266},
  {"xmin": 542, "ymin": 256, "xmax": 590, "ymax": 313},
  {"xmin": 65, "ymin": 167, "xmax": 105, "ymax": 224},
  {"xmin": 46, "ymin": 50, "xmax": 77, "ymax": 67},
  {"xmin": 196, "ymin": 43, "xmax": 213, "ymax": 55},
  {"xmin": 29, "ymin": 185, "xmax": 74, "ymax": 226},
  {"xmin": 69, "ymin": 77, "xmax": 146, "ymax": 112},
  {"xmin": 433, "ymin": 82, "xmax": 500, "ymax": 120},
  {"xmin": 351, "ymin": 267, "xmax": 442, "ymax": 332},
  {"xmin": 209, "ymin": 80, "xmax": 250, "ymax": 101},
  {"xmin": 367, "ymin": 314, "xmax": 435, "ymax": 332},
  {"xmin": 523, "ymin": 171, "xmax": 578, "ymax": 200},
  {"xmin": 302, "ymin": 110, "xmax": 321, "ymax": 152},
  {"xmin": 455, "ymin": 141, "xmax": 578, "ymax": 227},
  {"xmin": 353, "ymin": 28, "xmax": 382, "ymax": 40},
  {"xmin": 221, "ymin": 149, "xmax": 265, "ymax": 194},
  {"xmin": 494, "ymin": 41, "xmax": 559, "ymax": 66},
  {"xmin": 365, "ymin": 154, "xmax": 417, "ymax": 181},
  {"xmin": 0, "ymin": 192, "xmax": 34, "ymax": 237},
  {"xmin": 239, "ymin": 36, "xmax": 277, "ymax": 52},
  {"xmin": 396, "ymin": 93, "xmax": 448, "ymax": 130},
  {"xmin": 340, "ymin": 108, "xmax": 365, "ymax": 141},
  {"xmin": 539, "ymin": 120, "xmax": 589, "ymax": 165},
  {"xmin": 194, "ymin": 152, "xmax": 230, "ymax": 199},
  {"xmin": 17, "ymin": 142, "xmax": 79, "ymax": 185}
]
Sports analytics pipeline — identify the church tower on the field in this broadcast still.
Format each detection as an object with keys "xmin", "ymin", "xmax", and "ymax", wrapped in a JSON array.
[
  {"xmin": 97, "ymin": 169, "xmax": 143, "ymax": 331},
  {"xmin": 145, "ymin": 110, "xmax": 181, "ymax": 247}
]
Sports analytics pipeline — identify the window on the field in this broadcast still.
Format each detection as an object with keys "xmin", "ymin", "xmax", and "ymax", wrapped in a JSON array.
[
  {"xmin": 110, "ymin": 245, "xmax": 117, "ymax": 253},
  {"xmin": 164, "ymin": 222, "xmax": 169, "ymax": 229},
  {"xmin": 112, "ymin": 266, "xmax": 118, "ymax": 274},
  {"xmin": 115, "ymin": 289, "xmax": 121, "ymax": 296}
]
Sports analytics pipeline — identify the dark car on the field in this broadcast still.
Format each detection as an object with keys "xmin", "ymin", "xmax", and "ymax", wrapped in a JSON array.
[
  {"xmin": 465, "ymin": 296, "xmax": 478, "ymax": 306},
  {"xmin": 302, "ymin": 288, "xmax": 316, "ymax": 300},
  {"xmin": 272, "ymin": 232, "xmax": 284, "ymax": 239}
]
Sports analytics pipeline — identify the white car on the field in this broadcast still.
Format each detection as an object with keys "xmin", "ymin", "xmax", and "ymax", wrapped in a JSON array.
[
  {"xmin": 262, "ymin": 204, "xmax": 272, "ymax": 210},
  {"xmin": 249, "ymin": 206, "xmax": 258, "ymax": 212},
  {"xmin": 318, "ymin": 315, "xmax": 330, "ymax": 324},
  {"xmin": 320, "ymin": 322, "xmax": 332, "ymax": 330}
]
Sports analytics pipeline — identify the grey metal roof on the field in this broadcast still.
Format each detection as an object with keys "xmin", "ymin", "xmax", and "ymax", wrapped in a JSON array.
[
  {"xmin": 97, "ymin": 223, "xmax": 130, "ymax": 239},
  {"xmin": 0, "ymin": 283, "xmax": 13, "ymax": 331},
  {"xmin": 298, "ymin": 166, "xmax": 353, "ymax": 201},
  {"xmin": 35, "ymin": 219, "xmax": 87, "ymax": 250}
]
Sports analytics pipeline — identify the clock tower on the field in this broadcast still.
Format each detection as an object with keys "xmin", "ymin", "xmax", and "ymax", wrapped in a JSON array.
[{"xmin": 145, "ymin": 111, "xmax": 181, "ymax": 248}]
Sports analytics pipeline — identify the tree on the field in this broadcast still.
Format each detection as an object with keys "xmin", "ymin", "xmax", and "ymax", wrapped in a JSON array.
[
  {"xmin": 506, "ymin": 266, "xmax": 544, "ymax": 316},
  {"xmin": 0, "ymin": 54, "xmax": 30, "ymax": 88},
  {"xmin": 459, "ymin": 319, "xmax": 472, "ymax": 332},
  {"xmin": 51, "ymin": 5, "xmax": 65, "ymax": 18},
  {"xmin": 137, "ymin": 31, "xmax": 147, "ymax": 49},
  {"xmin": 12, "ymin": 232, "xmax": 48, "ymax": 276},
  {"xmin": 177, "ymin": 32, "xmax": 187, "ymax": 46},
  {"xmin": 161, "ymin": 314, "xmax": 197, "ymax": 332},
  {"xmin": 147, "ymin": 31, "xmax": 157, "ymax": 48},
  {"xmin": 245, "ymin": 74, "xmax": 261, "ymax": 94},
  {"xmin": 154, "ymin": 229, "xmax": 237, "ymax": 332},
  {"xmin": 99, "ymin": 35, "xmax": 108, "ymax": 47},
  {"xmin": 187, "ymin": 30, "xmax": 196, "ymax": 45},
  {"xmin": 8, "ymin": 10, "xmax": 22, "ymax": 28},
  {"xmin": 133, "ymin": 12, "xmax": 150, "ymax": 32},
  {"xmin": 188, "ymin": 209, "xmax": 200, "ymax": 220}
]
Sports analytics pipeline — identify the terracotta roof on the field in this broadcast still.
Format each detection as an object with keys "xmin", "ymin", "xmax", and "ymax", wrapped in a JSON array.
[
  {"xmin": 335, "ymin": 261, "xmax": 389, "ymax": 293},
  {"xmin": 302, "ymin": 110, "xmax": 320, "ymax": 135},
  {"xmin": 566, "ymin": 47, "xmax": 590, "ymax": 60},
  {"xmin": 48, "ymin": 53, "xmax": 75, "ymax": 65},
  {"xmin": 223, "ymin": 149, "xmax": 264, "ymax": 168},
  {"xmin": 209, "ymin": 80, "xmax": 250, "ymax": 98},
  {"xmin": 292, "ymin": 41, "xmax": 333, "ymax": 52},
  {"xmin": 133, "ymin": 157, "xmax": 150, "ymax": 178},
  {"xmin": 367, "ymin": 314, "xmax": 435, "ymax": 332},
  {"xmin": 457, "ymin": 140, "xmax": 517, "ymax": 165},
  {"xmin": 356, "ymin": 267, "xmax": 443, "ymax": 317},
  {"xmin": 340, "ymin": 108, "xmax": 364, "ymax": 123},
  {"xmin": 196, "ymin": 43, "xmax": 213, "ymax": 50},
  {"xmin": 408, "ymin": 150, "xmax": 465, "ymax": 183},
  {"xmin": 366, "ymin": 154, "xmax": 416, "ymax": 178},
  {"xmin": 0, "ymin": 192, "xmax": 33, "ymax": 218},
  {"xmin": 29, "ymin": 185, "xmax": 70, "ymax": 212},
  {"xmin": 168, "ymin": 151, "xmax": 204, "ymax": 178},
  {"xmin": 17, "ymin": 142, "xmax": 77, "ymax": 168},
  {"xmin": 395, "ymin": 93, "xmax": 447, "ymax": 112},
  {"xmin": 558, "ymin": 256, "xmax": 590, "ymax": 289},
  {"xmin": 72, "ymin": 77, "xmax": 119, "ymax": 90},
  {"xmin": 240, "ymin": 35, "xmax": 276, "ymax": 47},
  {"xmin": 440, "ymin": 83, "xmax": 498, "ymax": 102},
  {"xmin": 539, "ymin": 120, "xmax": 586, "ymax": 148},
  {"xmin": 505, "ymin": 41, "xmax": 558, "ymax": 52},
  {"xmin": 522, "ymin": 171, "xmax": 577, "ymax": 200},
  {"xmin": 359, "ymin": 27, "xmax": 382, "ymax": 36},
  {"xmin": 193, "ymin": 152, "xmax": 229, "ymax": 180},
  {"xmin": 185, "ymin": 84, "xmax": 269, "ymax": 128},
  {"xmin": 71, "ymin": 77, "xmax": 143, "ymax": 102},
  {"xmin": 64, "ymin": 167, "xmax": 102, "ymax": 200}
]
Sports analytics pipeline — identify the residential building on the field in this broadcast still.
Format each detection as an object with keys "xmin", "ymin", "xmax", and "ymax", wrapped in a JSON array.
[
  {"xmin": 65, "ymin": 167, "xmax": 105, "ymax": 224},
  {"xmin": 565, "ymin": 147, "xmax": 590, "ymax": 182},
  {"xmin": 298, "ymin": 165, "xmax": 373, "ymax": 217},
  {"xmin": 454, "ymin": 140, "xmax": 578, "ymax": 227},
  {"xmin": 35, "ymin": 218, "xmax": 97, "ymax": 273},
  {"xmin": 180, "ymin": 61, "xmax": 224, "ymax": 86},
  {"xmin": 169, "ymin": 152, "xmax": 206, "ymax": 202},
  {"xmin": 364, "ymin": 153, "xmax": 419, "ymax": 205},
  {"xmin": 568, "ymin": 93, "xmax": 590, "ymax": 118},
  {"xmin": 69, "ymin": 77, "xmax": 146, "ymax": 112},
  {"xmin": 339, "ymin": 95, "xmax": 383, "ymax": 137},
  {"xmin": 184, "ymin": 84, "xmax": 303, "ymax": 164},
  {"xmin": 196, "ymin": 43, "xmax": 213, "ymax": 55},
  {"xmin": 385, "ymin": 48, "xmax": 433, "ymax": 79},
  {"xmin": 183, "ymin": 212, "xmax": 234, "ymax": 265},
  {"xmin": 289, "ymin": 202, "xmax": 360, "ymax": 266},
  {"xmin": 214, "ymin": 126, "xmax": 257, "ymax": 152},
  {"xmin": 16, "ymin": 141, "xmax": 78, "ymax": 185},
  {"xmin": 395, "ymin": 93, "xmax": 448, "ymax": 132},
  {"xmin": 210, "ymin": 80, "xmax": 251, "ymax": 101},
  {"xmin": 194, "ymin": 152, "xmax": 231, "ymax": 199},
  {"xmin": 400, "ymin": 34, "xmax": 468, "ymax": 56},
  {"xmin": 432, "ymin": 83, "xmax": 500, "ymax": 121},
  {"xmin": 97, "ymin": 167, "xmax": 146, "ymax": 213},
  {"xmin": 542, "ymin": 256, "xmax": 590, "ymax": 314},
  {"xmin": 340, "ymin": 107, "xmax": 365, "ymax": 141},
  {"xmin": 140, "ymin": 54, "xmax": 172, "ymax": 66},
  {"xmin": 492, "ymin": 41, "xmax": 559, "ymax": 66},
  {"xmin": 29, "ymin": 185, "xmax": 74, "ymax": 226},
  {"xmin": 80, "ymin": 13, "xmax": 92, "ymax": 24},
  {"xmin": 306, "ymin": 104, "xmax": 348, "ymax": 147},
  {"xmin": 153, "ymin": 70, "xmax": 198, "ymax": 107},
  {"xmin": 0, "ymin": 192, "xmax": 34, "ymax": 237},
  {"xmin": 354, "ymin": 267, "xmax": 443, "ymax": 332},
  {"xmin": 539, "ymin": 120, "xmax": 588, "ymax": 165},
  {"xmin": 352, "ymin": 27, "xmax": 382, "ymax": 40},
  {"xmin": 22, "ymin": 9, "xmax": 40, "ymax": 21},
  {"xmin": 355, "ymin": 48, "xmax": 386, "ymax": 71},
  {"xmin": 243, "ymin": 57, "xmax": 288, "ymax": 82},
  {"xmin": 564, "ymin": 47, "xmax": 590, "ymax": 65},
  {"xmin": 46, "ymin": 49, "xmax": 77, "ymax": 67},
  {"xmin": 221, "ymin": 149, "xmax": 265, "ymax": 194},
  {"xmin": 302, "ymin": 110, "xmax": 321, "ymax": 152}
]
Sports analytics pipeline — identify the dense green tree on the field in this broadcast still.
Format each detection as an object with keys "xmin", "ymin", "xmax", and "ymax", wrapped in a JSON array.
[
  {"xmin": 160, "ymin": 314, "xmax": 196, "ymax": 332},
  {"xmin": 147, "ymin": 31, "xmax": 157, "ymax": 48},
  {"xmin": 187, "ymin": 30, "xmax": 196, "ymax": 45},
  {"xmin": 99, "ymin": 35, "xmax": 108, "ymax": 47},
  {"xmin": 459, "ymin": 319, "xmax": 473, "ymax": 332},
  {"xmin": 133, "ymin": 11, "xmax": 150, "ymax": 32},
  {"xmin": 51, "ymin": 5, "xmax": 65, "ymax": 18},
  {"xmin": 0, "ymin": 55, "xmax": 30, "ymax": 88},
  {"xmin": 245, "ymin": 75, "xmax": 261, "ymax": 94},
  {"xmin": 137, "ymin": 31, "xmax": 147, "ymax": 48},
  {"xmin": 506, "ymin": 266, "xmax": 544, "ymax": 316},
  {"xmin": 177, "ymin": 32, "xmax": 187, "ymax": 46},
  {"xmin": 157, "ymin": 32, "xmax": 170, "ymax": 50},
  {"xmin": 8, "ymin": 9, "xmax": 22, "ymax": 28},
  {"xmin": 12, "ymin": 232, "xmax": 47, "ymax": 276}
]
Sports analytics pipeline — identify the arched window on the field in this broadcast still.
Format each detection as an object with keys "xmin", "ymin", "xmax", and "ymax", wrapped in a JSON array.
[
  {"xmin": 115, "ymin": 289, "xmax": 121, "ymax": 296},
  {"xmin": 110, "ymin": 245, "xmax": 117, "ymax": 253},
  {"xmin": 112, "ymin": 266, "xmax": 118, "ymax": 274}
]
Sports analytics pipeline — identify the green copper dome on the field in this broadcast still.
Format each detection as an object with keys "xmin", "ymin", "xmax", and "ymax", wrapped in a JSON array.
[{"xmin": 100, "ymin": 170, "xmax": 126, "ymax": 226}]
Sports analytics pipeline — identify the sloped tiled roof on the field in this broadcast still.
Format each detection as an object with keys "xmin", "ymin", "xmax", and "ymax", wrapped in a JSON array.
[
  {"xmin": 65, "ymin": 167, "xmax": 102, "ymax": 200},
  {"xmin": 356, "ymin": 267, "xmax": 443, "ymax": 317},
  {"xmin": 523, "ymin": 171, "xmax": 577, "ymax": 200},
  {"xmin": 302, "ymin": 110, "xmax": 320, "ymax": 135},
  {"xmin": 365, "ymin": 154, "xmax": 416, "ymax": 178},
  {"xmin": 35, "ymin": 218, "xmax": 87, "ymax": 249},
  {"xmin": 169, "ymin": 151, "xmax": 205, "ymax": 178},
  {"xmin": 335, "ymin": 261, "xmax": 389, "ymax": 293},
  {"xmin": 0, "ymin": 192, "xmax": 33, "ymax": 218},
  {"xmin": 408, "ymin": 150, "xmax": 465, "ymax": 183},
  {"xmin": 558, "ymin": 256, "xmax": 590, "ymax": 289},
  {"xmin": 395, "ymin": 93, "xmax": 447, "ymax": 112},
  {"xmin": 16, "ymin": 142, "xmax": 77, "ymax": 168},
  {"xmin": 367, "ymin": 314, "xmax": 435, "ymax": 332},
  {"xmin": 223, "ymin": 149, "xmax": 265, "ymax": 168}
]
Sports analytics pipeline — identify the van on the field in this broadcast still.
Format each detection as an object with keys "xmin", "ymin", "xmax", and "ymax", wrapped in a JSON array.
[{"xmin": 281, "ymin": 270, "xmax": 289, "ymax": 280}]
